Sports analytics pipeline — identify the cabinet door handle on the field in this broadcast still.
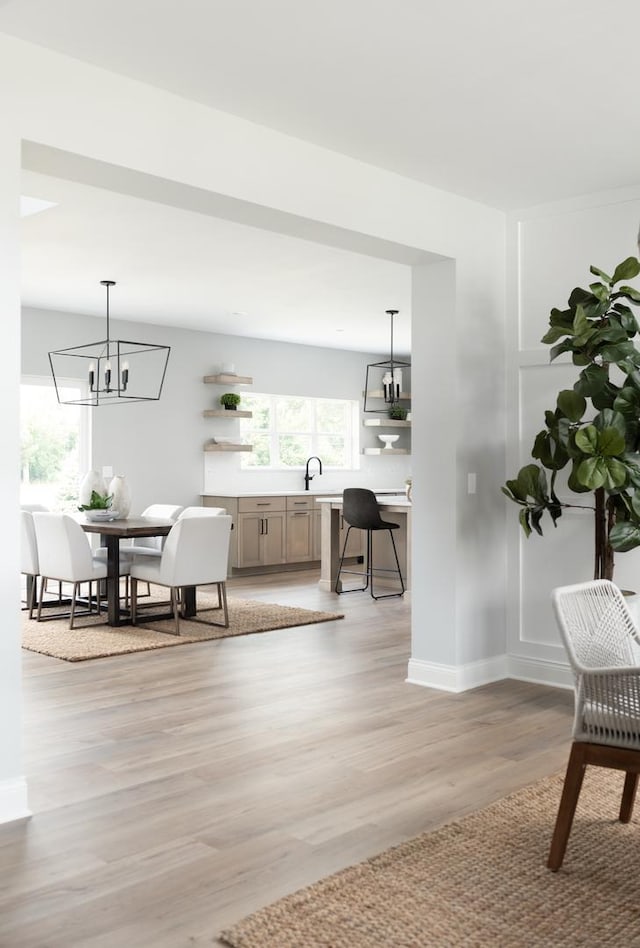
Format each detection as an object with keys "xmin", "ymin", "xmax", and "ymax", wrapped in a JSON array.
[
  {"xmin": 264, "ymin": 518, "xmax": 269, "ymax": 535},
  {"xmin": 293, "ymin": 512, "xmax": 308, "ymax": 517},
  {"xmin": 260, "ymin": 518, "xmax": 265, "ymax": 535},
  {"xmin": 257, "ymin": 503, "xmax": 270, "ymax": 507}
]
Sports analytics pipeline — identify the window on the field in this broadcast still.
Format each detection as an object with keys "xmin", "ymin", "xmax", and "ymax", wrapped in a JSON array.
[
  {"xmin": 20, "ymin": 378, "xmax": 90, "ymax": 511},
  {"xmin": 240, "ymin": 393, "xmax": 358, "ymax": 470}
]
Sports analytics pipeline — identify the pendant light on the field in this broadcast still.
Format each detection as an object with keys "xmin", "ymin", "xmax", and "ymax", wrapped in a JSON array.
[
  {"xmin": 363, "ymin": 309, "xmax": 411, "ymax": 413},
  {"xmin": 48, "ymin": 280, "xmax": 171, "ymax": 406}
]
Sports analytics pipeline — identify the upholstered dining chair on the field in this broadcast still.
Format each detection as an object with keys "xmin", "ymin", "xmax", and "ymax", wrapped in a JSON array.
[
  {"xmin": 130, "ymin": 514, "xmax": 232, "ymax": 635},
  {"xmin": 125, "ymin": 503, "xmax": 185, "ymax": 557},
  {"xmin": 335, "ymin": 488, "xmax": 404, "ymax": 599},
  {"xmin": 548, "ymin": 579, "xmax": 640, "ymax": 871},
  {"xmin": 177, "ymin": 505, "xmax": 227, "ymax": 518},
  {"xmin": 20, "ymin": 510, "xmax": 40, "ymax": 618},
  {"xmin": 32, "ymin": 512, "xmax": 108, "ymax": 629}
]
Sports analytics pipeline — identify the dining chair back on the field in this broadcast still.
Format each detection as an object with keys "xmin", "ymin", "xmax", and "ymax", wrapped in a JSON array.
[
  {"xmin": 178, "ymin": 506, "xmax": 227, "ymax": 518},
  {"xmin": 335, "ymin": 488, "xmax": 404, "ymax": 600},
  {"xmin": 20, "ymin": 510, "xmax": 40, "ymax": 618},
  {"xmin": 127, "ymin": 503, "xmax": 185, "ymax": 555},
  {"xmin": 548, "ymin": 579, "xmax": 640, "ymax": 870},
  {"xmin": 130, "ymin": 514, "xmax": 232, "ymax": 634},
  {"xmin": 32, "ymin": 512, "xmax": 107, "ymax": 628}
]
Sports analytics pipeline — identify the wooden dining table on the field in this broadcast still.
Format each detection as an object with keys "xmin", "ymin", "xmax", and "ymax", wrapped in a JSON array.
[{"xmin": 78, "ymin": 515, "xmax": 195, "ymax": 627}]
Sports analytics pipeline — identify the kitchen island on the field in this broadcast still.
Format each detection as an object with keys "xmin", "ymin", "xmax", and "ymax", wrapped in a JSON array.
[{"xmin": 316, "ymin": 494, "xmax": 411, "ymax": 593}]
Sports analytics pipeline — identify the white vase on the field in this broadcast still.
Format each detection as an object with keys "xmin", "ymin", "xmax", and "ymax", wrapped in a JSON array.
[
  {"xmin": 108, "ymin": 475, "xmax": 132, "ymax": 518},
  {"xmin": 79, "ymin": 469, "xmax": 108, "ymax": 506}
]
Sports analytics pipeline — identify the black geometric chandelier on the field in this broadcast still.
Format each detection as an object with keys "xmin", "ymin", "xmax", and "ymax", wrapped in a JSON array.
[
  {"xmin": 48, "ymin": 280, "xmax": 171, "ymax": 407},
  {"xmin": 363, "ymin": 309, "xmax": 411, "ymax": 413}
]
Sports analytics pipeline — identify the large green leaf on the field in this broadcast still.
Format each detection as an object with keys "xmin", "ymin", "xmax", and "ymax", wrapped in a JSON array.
[
  {"xmin": 613, "ymin": 285, "xmax": 640, "ymax": 304},
  {"xmin": 614, "ymin": 386, "xmax": 640, "ymax": 416},
  {"xmin": 556, "ymin": 389, "xmax": 586, "ymax": 422},
  {"xmin": 612, "ymin": 257, "xmax": 640, "ymax": 284},
  {"xmin": 575, "ymin": 425, "xmax": 598, "ymax": 455},
  {"xmin": 593, "ymin": 409, "xmax": 626, "ymax": 438},
  {"xmin": 589, "ymin": 282, "xmax": 609, "ymax": 303},
  {"xmin": 590, "ymin": 264, "xmax": 612, "ymax": 283},
  {"xmin": 597, "ymin": 427, "xmax": 626, "ymax": 456},
  {"xmin": 574, "ymin": 363, "xmax": 609, "ymax": 396},
  {"xmin": 610, "ymin": 520, "xmax": 640, "ymax": 552},
  {"xmin": 576, "ymin": 456, "xmax": 627, "ymax": 489}
]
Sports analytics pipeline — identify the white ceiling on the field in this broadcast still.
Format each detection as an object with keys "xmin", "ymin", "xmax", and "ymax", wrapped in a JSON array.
[{"xmin": 7, "ymin": 0, "xmax": 640, "ymax": 351}]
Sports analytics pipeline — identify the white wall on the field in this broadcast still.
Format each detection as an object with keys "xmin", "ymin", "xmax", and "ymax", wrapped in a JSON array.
[
  {"xmin": 22, "ymin": 307, "xmax": 412, "ymax": 506},
  {"xmin": 506, "ymin": 186, "xmax": 640, "ymax": 688},
  {"xmin": 1, "ymin": 32, "xmax": 507, "ymax": 822}
]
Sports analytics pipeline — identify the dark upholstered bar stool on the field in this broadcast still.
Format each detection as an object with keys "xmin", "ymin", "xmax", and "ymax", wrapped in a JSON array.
[{"xmin": 335, "ymin": 488, "xmax": 405, "ymax": 600}]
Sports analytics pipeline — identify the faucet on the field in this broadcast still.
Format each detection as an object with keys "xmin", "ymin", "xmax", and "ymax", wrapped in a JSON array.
[{"xmin": 304, "ymin": 456, "xmax": 323, "ymax": 491}]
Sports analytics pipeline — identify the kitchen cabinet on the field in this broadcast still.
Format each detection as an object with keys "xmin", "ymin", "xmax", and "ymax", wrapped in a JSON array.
[
  {"xmin": 235, "ymin": 496, "xmax": 286, "ymax": 568},
  {"xmin": 202, "ymin": 492, "xmax": 364, "ymax": 573},
  {"xmin": 286, "ymin": 495, "xmax": 314, "ymax": 562}
]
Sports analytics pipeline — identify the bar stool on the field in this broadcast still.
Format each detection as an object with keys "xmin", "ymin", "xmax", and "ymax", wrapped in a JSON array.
[{"xmin": 335, "ymin": 488, "xmax": 405, "ymax": 600}]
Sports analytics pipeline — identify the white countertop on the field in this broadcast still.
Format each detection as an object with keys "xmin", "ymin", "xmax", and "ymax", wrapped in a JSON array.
[
  {"xmin": 201, "ymin": 488, "xmax": 406, "ymax": 498},
  {"xmin": 316, "ymin": 494, "xmax": 410, "ymax": 506}
]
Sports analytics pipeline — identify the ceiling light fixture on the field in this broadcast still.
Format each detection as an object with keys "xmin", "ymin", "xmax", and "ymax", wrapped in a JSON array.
[
  {"xmin": 48, "ymin": 280, "xmax": 171, "ymax": 407},
  {"xmin": 363, "ymin": 309, "xmax": 411, "ymax": 413}
]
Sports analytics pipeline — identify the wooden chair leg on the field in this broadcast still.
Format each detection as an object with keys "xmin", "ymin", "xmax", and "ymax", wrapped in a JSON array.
[
  {"xmin": 548, "ymin": 742, "xmax": 587, "ymax": 871},
  {"xmin": 620, "ymin": 772, "xmax": 639, "ymax": 823}
]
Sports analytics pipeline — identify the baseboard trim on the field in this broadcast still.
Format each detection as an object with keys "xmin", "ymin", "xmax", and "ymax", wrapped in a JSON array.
[
  {"xmin": 406, "ymin": 655, "xmax": 508, "ymax": 693},
  {"xmin": 406, "ymin": 654, "xmax": 574, "ymax": 693},
  {"xmin": 506, "ymin": 655, "xmax": 573, "ymax": 690},
  {"xmin": 0, "ymin": 777, "xmax": 31, "ymax": 825}
]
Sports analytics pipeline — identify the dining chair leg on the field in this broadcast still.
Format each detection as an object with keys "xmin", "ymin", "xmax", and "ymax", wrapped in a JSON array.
[
  {"xmin": 27, "ymin": 574, "xmax": 37, "ymax": 619},
  {"xmin": 36, "ymin": 576, "xmax": 48, "ymax": 621},
  {"xmin": 620, "ymin": 771, "xmax": 639, "ymax": 823},
  {"xmin": 170, "ymin": 587, "xmax": 181, "ymax": 636},
  {"xmin": 219, "ymin": 581, "xmax": 229, "ymax": 627},
  {"xmin": 547, "ymin": 742, "xmax": 587, "ymax": 871},
  {"xmin": 69, "ymin": 582, "xmax": 79, "ymax": 630}
]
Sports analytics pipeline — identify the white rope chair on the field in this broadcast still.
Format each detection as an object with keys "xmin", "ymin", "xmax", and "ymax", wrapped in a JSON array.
[{"xmin": 548, "ymin": 579, "xmax": 640, "ymax": 870}]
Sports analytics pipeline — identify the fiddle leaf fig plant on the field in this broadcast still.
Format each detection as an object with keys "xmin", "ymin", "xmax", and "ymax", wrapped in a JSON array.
[{"xmin": 503, "ymin": 255, "xmax": 640, "ymax": 580}]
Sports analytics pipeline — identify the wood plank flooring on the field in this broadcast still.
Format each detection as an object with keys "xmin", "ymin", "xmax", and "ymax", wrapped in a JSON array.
[{"xmin": 0, "ymin": 571, "xmax": 573, "ymax": 947}]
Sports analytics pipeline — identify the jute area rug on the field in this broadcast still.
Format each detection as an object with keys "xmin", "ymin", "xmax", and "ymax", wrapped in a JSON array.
[
  {"xmin": 22, "ymin": 593, "xmax": 343, "ymax": 662},
  {"xmin": 220, "ymin": 767, "xmax": 640, "ymax": 948}
]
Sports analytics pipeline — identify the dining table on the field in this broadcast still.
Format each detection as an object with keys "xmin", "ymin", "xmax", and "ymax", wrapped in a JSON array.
[{"xmin": 78, "ymin": 514, "xmax": 195, "ymax": 627}]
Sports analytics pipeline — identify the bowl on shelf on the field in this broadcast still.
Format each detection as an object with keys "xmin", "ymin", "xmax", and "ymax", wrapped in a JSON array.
[{"xmin": 378, "ymin": 434, "xmax": 400, "ymax": 450}]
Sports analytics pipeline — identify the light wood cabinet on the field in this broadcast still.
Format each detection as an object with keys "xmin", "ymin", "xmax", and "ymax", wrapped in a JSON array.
[
  {"xmin": 202, "ymin": 493, "xmax": 363, "ymax": 573},
  {"xmin": 237, "ymin": 510, "xmax": 286, "ymax": 568}
]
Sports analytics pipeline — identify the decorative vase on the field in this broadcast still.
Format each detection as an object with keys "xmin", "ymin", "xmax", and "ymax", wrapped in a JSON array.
[
  {"xmin": 79, "ymin": 469, "xmax": 108, "ymax": 507},
  {"xmin": 108, "ymin": 474, "xmax": 132, "ymax": 518}
]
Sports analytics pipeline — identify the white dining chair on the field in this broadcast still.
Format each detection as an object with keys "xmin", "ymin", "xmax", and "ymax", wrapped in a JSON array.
[
  {"xmin": 125, "ymin": 504, "xmax": 185, "ymax": 557},
  {"xmin": 177, "ymin": 506, "xmax": 227, "ymax": 518},
  {"xmin": 20, "ymin": 510, "xmax": 40, "ymax": 618},
  {"xmin": 32, "ymin": 512, "xmax": 108, "ymax": 629},
  {"xmin": 130, "ymin": 514, "xmax": 232, "ymax": 635},
  {"xmin": 548, "ymin": 579, "xmax": 640, "ymax": 870}
]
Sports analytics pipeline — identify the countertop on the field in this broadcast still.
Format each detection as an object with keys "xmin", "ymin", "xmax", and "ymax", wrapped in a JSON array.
[{"xmin": 201, "ymin": 488, "xmax": 405, "ymax": 498}]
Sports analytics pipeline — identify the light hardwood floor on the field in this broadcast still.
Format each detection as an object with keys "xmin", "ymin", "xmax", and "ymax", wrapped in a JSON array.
[{"xmin": 1, "ymin": 570, "xmax": 573, "ymax": 947}]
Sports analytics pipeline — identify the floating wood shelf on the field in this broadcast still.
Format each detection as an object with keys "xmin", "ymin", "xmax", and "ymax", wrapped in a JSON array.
[
  {"xmin": 204, "ymin": 374, "xmax": 253, "ymax": 385},
  {"xmin": 204, "ymin": 443, "xmax": 253, "ymax": 452},
  {"xmin": 203, "ymin": 409, "xmax": 253, "ymax": 418},
  {"xmin": 363, "ymin": 418, "xmax": 411, "ymax": 427},
  {"xmin": 363, "ymin": 448, "xmax": 409, "ymax": 455},
  {"xmin": 364, "ymin": 390, "xmax": 410, "ymax": 400}
]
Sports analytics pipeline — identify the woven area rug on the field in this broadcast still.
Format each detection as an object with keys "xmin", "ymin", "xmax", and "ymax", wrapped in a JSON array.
[
  {"xmin": 22, "ymin": 594, "xmax": 343, "ymax": 661},
  {"xmin": 219, "ymin": 768, "xmax": 640, "ymax": 947}
]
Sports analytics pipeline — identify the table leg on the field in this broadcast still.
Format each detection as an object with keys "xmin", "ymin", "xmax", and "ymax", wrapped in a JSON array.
[
  {"xmin": 104, "ymin": 535, "xmax": 122, "ymax": 626},
  {"xmin": 181, "ymin": 586, "xmax": 196, "ymax": 617}
]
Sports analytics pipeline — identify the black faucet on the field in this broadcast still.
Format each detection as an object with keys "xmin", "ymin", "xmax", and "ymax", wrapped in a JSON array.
[{"xmin": 304, "ymin": 456, "xmax": 323, "ymax": 491}]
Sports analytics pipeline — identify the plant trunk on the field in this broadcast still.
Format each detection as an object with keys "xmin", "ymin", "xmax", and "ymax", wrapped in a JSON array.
[{"xmin": 594, "ymin": 487, "xmax": 615, "ymax": 581}]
